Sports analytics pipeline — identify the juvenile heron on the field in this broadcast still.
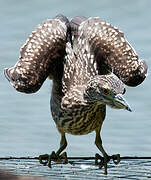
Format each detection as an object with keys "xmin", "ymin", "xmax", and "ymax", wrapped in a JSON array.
[{"xmin": 4, "ymin": 14, "xmax": 147, "ymax": 174}]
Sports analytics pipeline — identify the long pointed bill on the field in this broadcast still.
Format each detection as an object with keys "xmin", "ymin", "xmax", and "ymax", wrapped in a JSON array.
[{"xmin": 114, "ymin": 94, "xmax": 132, "ymax": 112}]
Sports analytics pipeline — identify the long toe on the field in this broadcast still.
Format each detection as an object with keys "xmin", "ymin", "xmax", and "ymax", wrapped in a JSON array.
[
  {"xmin": 60, "ymin": 152, "xmax": 68, "ymax": 164},
  {"xmin": 112, "ymin": 154, "xmax": 120, "ymax": 165},
  {"xmin": 95, "ymin": 153, "xmax": 110, "ymax": 174},
  {"xmin": 95, "ymin": 153, "xmax": 104, "ymax": 168},
  {"xmin": 39, "ymin": 154, "xmax": 49, "ymax": 166},
  {"xmin": 40, "ymin": 151, "xmax": 68, "ymax": 168},
  {"xmin": 104, "ymin": 155, "xmax": 110, "ymax": 175}
]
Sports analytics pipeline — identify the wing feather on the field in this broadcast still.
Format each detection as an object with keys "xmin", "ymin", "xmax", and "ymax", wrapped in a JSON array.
[
  {"xmin": 4, "ymin": 15, "xmax": 68, "ymax": 93},
  {"xmin": 76, "ymin": 17, "xmax": 147, "ymax": 86}
]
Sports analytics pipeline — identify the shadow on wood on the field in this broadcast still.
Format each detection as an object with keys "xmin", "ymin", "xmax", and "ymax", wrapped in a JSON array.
[{"xmin": 0, "ymin": 169, "xmax": 46, "ymax": 180}]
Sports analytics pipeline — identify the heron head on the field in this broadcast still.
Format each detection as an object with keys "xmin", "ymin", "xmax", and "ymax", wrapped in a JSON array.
[{"xmin": 84, "ymin": 74, "xmax": 132, "ymax": 112}]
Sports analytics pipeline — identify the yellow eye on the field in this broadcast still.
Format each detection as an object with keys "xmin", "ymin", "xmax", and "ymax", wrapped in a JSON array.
[{"xmin": 103, "ymin": 88, "xmax": 110, "ymax": 95}]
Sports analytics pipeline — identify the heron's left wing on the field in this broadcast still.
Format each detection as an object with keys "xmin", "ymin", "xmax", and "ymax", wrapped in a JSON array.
[{"xmin": 75, "ymin": 17, "xmax": 147, "ymax": 87}]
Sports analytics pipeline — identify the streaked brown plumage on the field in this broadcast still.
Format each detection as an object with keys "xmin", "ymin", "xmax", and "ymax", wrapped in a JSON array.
[{"xmin": 4, "ymin": 14, "xmax": 147, "ymax": 174}]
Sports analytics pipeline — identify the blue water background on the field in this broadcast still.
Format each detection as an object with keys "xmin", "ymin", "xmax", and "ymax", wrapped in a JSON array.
[{"xmin": 0, "ymin": 0, "xmax": 151, "ymax": 158}]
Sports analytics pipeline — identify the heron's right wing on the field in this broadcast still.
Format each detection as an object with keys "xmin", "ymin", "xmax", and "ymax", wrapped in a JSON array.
[{"xmin": 4, "ymin": 14, "xmax": 69, "ymax": 93}]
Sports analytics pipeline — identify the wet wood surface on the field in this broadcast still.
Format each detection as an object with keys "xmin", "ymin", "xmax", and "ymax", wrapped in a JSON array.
[{"xmin": 0, "ymin": 158, "xmax": 151, "ymax": 179}]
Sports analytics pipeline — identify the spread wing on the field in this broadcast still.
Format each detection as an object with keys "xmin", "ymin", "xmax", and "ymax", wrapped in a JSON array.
[
  {"xmin": 73, "ymin": 17, "xmax": 147, "ymax": 87},
  {"xmin": 4, "ymin": 14, "xmax": 69, "ymax": 93}
]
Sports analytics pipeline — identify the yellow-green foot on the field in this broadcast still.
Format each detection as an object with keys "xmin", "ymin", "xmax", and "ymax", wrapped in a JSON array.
[
  {"xmin": 39, "ymin": 151, "xmax": 68, "ymax": 168},
  {"xmin": 95, "ymin": 153, "xmax": 120, "ymax": 175}
]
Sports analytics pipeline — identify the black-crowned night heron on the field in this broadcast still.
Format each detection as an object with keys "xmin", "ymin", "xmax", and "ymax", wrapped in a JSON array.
[{"xmin": 4, "ymin": 14, "xmax": 147, "ymax": 174}]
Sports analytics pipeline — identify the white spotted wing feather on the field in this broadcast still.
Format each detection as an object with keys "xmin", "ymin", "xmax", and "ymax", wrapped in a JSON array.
[{"xmin": 4, "ymin": 18, "xmax": 67, "ymax": 93}]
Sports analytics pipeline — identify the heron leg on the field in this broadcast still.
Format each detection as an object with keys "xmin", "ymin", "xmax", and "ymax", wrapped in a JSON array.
[
  {"xmin": 39, "ymin": 129, "xmax": 68, "ymax": 167},
  {"xmin": 94, "ymin": 127, "xmax": 120, "ymax": 175},
  {"xmin": 94, "ymin": 127, "xmax": 110, "ymax": 175}
]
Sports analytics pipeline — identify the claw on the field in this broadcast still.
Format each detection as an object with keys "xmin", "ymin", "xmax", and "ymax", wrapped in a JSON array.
[
  {"xmin": 104, "ymin": 155, "xmax": 110, "ymax": 175},
  {"xmin": 95, "ymin": 153, "xmax": 104, "ymax": 168},
  {"xmin": 39, "ymin": 154, "xmax": 49, "ymax": 166},
  {"xmin": 39, "ymin": 151, "xmax": 68, "ymax": 168},
  {"xmin": 60, "ymin": 152, "xmax": 68, "ymax": 164},
  {"xmin": 48, "ymin": 151, "xmax": 58, "ymax": 168},
  {"xmin": 112, "ymin": 154, "xmax": 120, "ymax": 165},
  {"xmin": 95, "ymin": 153, "xmax": 110, "ymax": 175}
]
